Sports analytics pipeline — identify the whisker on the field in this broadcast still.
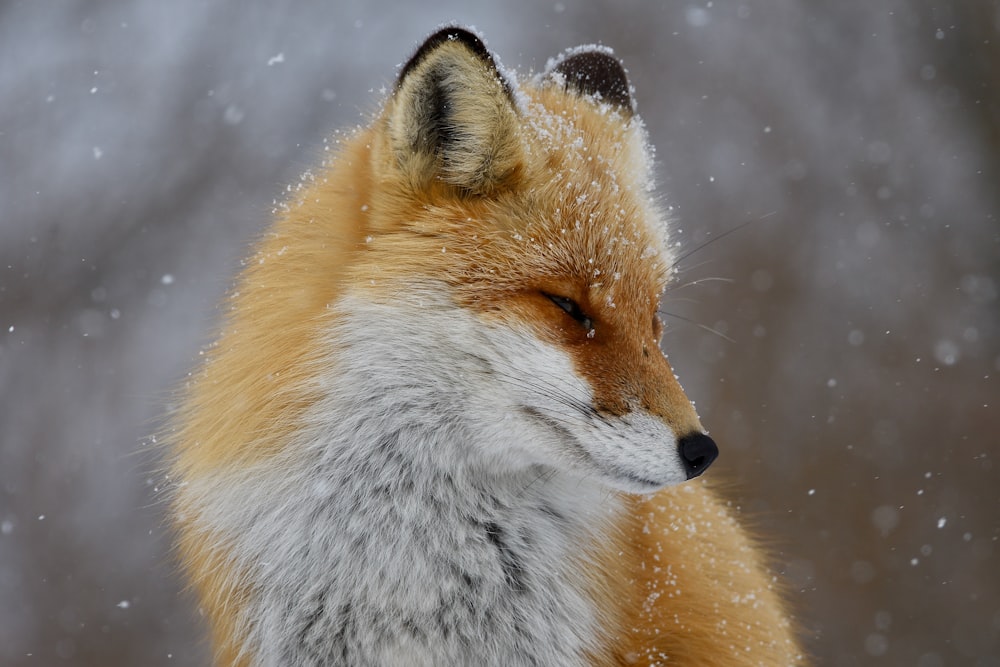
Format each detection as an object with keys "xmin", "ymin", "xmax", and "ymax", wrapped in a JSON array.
[
  {"xmin": 520, "ymin": 404, "xmax": 597, "ymax": 433},
  {"xmin": 668, "ymin": 258, "xmax": 716, "ymax": 277},
  {"xmin": 489, "ymin": 367, "xmax": 607, "ymax": 424},
  {"xmin": 668, "ymin": 276, "xmax": 735, "ymax": 291},
  {"xmin": 517, "ymin": 466, "xmax": 559, "ymax": 498},
  {"xmin": 669, "ymin": 212, "xmax": 774, "ymax": 271},
  {"xmin": 491, "ymin": 375, "xmax": 601, "ymax": 428},
  {"xmin": 658, "ymin": 296, "xmax": 703, "ymax": 306},
  {"xmin": 657, "ymin": 310, "xmax": 736, "ymax": 343},
  {"xmin": 657, "ymin": 216, "xmax": 774, "ymax": 345},
  {"xmin": 490, "ymin": 369, "xmax": 581, "ymax": 407}
]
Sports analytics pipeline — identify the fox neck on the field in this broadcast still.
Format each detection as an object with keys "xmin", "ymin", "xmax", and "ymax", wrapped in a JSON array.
[{"xmin": 211, "ymin": 293, "xmax": 625, "ymax": 666}]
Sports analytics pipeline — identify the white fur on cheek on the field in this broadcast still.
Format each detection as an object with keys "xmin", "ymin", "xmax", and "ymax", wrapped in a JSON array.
[
  {"xmin": 333, "ymin": 289, "xmax": 689, "ymax": 490},
  {"xmin": 330, "ymin": 289, "xmax": 689, "ymax": 490},
  {"xmin": 459, "ymin": 314, "xmax": 689, "ymax": 492}
]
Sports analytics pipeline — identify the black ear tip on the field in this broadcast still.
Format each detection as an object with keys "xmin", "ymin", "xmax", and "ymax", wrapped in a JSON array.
[
  {"xmin": 549, "ymin": 48, "xmax": 634, "ymax": 114},
  {"xmin": 398, "ymin": 26, "xmax": 492, "ymax": 87}
]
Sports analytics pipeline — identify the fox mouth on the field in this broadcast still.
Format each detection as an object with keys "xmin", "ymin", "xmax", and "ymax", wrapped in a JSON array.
[
  {"xmin": 517, "ymin": 405, "xmax": 677, "ymax": 492},
  {"xmin": 615, "ymin": 471, "xmax": 666, "ymax": 491}
]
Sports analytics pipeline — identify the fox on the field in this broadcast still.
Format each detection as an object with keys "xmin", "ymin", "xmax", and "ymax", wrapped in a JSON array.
[{"xmin": 168, "ymin": 26, "xmax": 802, "ymax": 666}]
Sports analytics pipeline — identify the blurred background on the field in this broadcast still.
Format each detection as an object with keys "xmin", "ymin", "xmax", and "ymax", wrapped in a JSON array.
[{"xmin": 1, "ymin": 0, "xmax": 997, "ymax": 665}]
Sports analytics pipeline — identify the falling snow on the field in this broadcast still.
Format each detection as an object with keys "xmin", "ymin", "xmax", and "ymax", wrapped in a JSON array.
[{"xmin": 2, "ymin": 3, "xmax": 997, "ymax": 666}]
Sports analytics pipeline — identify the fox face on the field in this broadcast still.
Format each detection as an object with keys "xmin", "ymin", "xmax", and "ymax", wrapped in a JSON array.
[{"xmin": 337, "ymin": 28, "xmax": 717, "ymax": 493}]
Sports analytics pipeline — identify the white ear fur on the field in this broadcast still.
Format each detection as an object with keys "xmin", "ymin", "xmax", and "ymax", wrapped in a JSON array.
[{"xmin": 389, "ymin": 28, "xmax": 523, "ymax": 194}]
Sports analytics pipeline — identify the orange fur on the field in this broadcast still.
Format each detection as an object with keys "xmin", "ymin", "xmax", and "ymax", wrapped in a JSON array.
[
  {"xmin": 170, "ymin": 29, "xmax": 801, "ymax": 666},
  {"xmin": 601, "ymin": 487, "xmax": 801, "ymax": 665},
  {"xmin": 172, "ymin": 136, "xmax": 374, "ymax": 476}
]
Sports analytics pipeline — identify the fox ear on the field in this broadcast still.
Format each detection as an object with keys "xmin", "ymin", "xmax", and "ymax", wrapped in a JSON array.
[
  {"xmin": 546, "ymin": 47, "xmax": 635, "ymax": 116},
  {"xmin": 389, "ymin": 27, "xmax": 522, "ymax": 194}
]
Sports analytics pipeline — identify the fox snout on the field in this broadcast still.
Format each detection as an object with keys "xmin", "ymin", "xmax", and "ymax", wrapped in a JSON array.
[{"xmin": 677, "ymin": 432, "xmax": 719, "ymax": 479}]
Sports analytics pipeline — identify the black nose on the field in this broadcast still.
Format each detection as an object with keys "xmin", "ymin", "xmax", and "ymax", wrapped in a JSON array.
[{"xmin": 678, "ymin": 433, "xmax": 719, "ymax": 479}]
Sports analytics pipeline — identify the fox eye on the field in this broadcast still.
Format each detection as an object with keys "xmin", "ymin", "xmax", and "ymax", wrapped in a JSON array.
[{"xmin": 544, "ymin": 293, "xmax": 593, "ymax": 331}]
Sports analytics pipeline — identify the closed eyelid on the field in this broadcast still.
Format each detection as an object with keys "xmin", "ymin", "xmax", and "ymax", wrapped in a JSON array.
[{"xmin": 543, "ymin": 293, "xmax": 593, "ymax": 331}]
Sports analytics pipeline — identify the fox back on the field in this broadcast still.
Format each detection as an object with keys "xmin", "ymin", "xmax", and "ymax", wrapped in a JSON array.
[{"xmin": 170, "ymin": 27, "xmax": 801, "ymax": 666}]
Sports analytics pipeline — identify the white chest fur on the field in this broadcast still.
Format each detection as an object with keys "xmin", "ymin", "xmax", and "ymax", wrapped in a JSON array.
[{"xmin": 188, "ymin": 293, "xmax": 626, "ymax": 666}]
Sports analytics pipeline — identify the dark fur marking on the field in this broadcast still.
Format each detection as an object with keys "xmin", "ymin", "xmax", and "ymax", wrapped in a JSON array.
[
  {"xmin": 397, "ymin": 26, "xmax": 516, "ymax": 107},
  {"xmin": 403, "ymin": 617, "xmax": 428, "ymax": 644},
  {"xmin": 433, "ymin": 604, "xmax": 453, "ymax": 640},
  {"xmin": 539, "ymin": 502, "xmax": 568, "ymax": 527},
  {"xmin": 483, "ymin": 520, "xmax": 528, "ymax": 593},
  {"xmin": 331, "ymin": 601, "xmax": 354, "ymax": 663},
  {"xmin": 297, "ymin": 595, "xmax": 327, "ymax": 647},
  {"xmin": 292, "ymin": 596, "xmax": 357, "ymax": 664},
  {"xmin": 416, "ymin": 64, "xmax": 454, "ymax": 154}
]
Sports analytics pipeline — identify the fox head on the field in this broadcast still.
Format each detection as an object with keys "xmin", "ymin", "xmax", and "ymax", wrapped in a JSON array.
[{"xmin": 309, "ymin": 27, "xmax": 719, "ymax": 494}]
